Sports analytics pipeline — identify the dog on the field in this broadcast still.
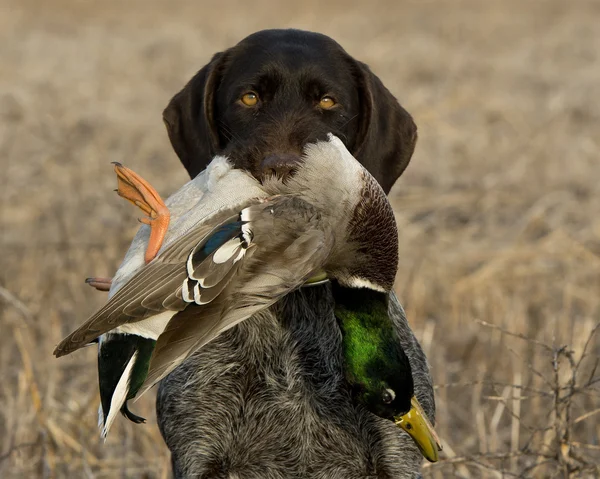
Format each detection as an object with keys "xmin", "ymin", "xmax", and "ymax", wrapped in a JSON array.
[
  {"xmin": 163, "ymin": 29, "xmax": 417, "ymax": 194},
  {"xmin": 157, "ymin": 29, "xmax": 434, "ymax": 478}
]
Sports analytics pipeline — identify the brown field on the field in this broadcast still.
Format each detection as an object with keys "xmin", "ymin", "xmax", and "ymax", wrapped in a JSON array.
[{"xmin": 1, "ymin": 0, "xmax": 599, "ymax": 477}]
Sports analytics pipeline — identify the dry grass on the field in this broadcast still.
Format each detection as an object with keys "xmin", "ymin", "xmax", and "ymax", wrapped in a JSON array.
[{"xmin": 1, "ymin": 0, "xmax": 599, "ymax": 477}]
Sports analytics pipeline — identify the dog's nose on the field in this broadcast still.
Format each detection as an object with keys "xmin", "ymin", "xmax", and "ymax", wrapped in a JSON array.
[{"xmin": 260, "ymin": 153, "xmax": 302, "ymax": 181}]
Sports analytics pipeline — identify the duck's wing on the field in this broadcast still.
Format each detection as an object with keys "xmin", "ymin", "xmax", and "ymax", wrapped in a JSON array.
[
  {"xmin": 138, "ymin": 226, "xmax": 331, "ymax": 395},
  {"xmin": 53, "ymin": 203, "xmax": 261, "ymax": 357}
]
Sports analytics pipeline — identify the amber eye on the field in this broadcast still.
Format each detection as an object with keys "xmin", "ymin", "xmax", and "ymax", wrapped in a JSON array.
[
  {"xmin": 241, "ymin": 92, "xmax": 259, "ymax": 107},
  {"xmin": 319, "ymin": 96, "xmax": 336, "ymax": 109}
]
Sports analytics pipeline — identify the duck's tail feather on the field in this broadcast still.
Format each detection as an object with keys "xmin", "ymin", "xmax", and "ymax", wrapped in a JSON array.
[{"xmin": 99, "ymin": 350, "xmax": 138, "ymax": 440}]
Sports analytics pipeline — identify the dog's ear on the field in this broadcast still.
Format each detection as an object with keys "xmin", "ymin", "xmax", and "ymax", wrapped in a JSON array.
[
  {"xmin": 350, "ymin": 60, "xmax": 418, "ymax": 194},
  {"xmin": 162, "ymin": 52, "xmax": 227, "ymax": 179}
]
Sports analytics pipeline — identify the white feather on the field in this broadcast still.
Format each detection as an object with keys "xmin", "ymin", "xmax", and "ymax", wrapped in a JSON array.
[
  {"xmin": 233, "ymin": 248, "xmax": 246, "ymax": 263},
  {"xmin": 186, "ymin": 249, "xmax": 195, "ymax": 278},
  {"xmin": 205, "ymin": 156, "xmax": 233, "ymax": 191},
  {"xmin": 240, "ymin": 206, "xmax": 252, "ymax": 222},
  {"xmin": 100, "ymin": 351, "xmax": 138, "ymax": 440},
  {"xmin": 345, "ymin": 276, "xmax": 387, "ymax": 293},
  {"xmin": 181, "ymin": 278, "xmax": 192, "ymax": 303},
  {"xmin": 116, "ymin": 311, "xmax": 176, "ymax": 339},
  {"xmin": 241, "ymin": 223, "xmax": 253, "ymax": 245},
  {"xmin": 212, "ymin": 238, "xmax": 242, "ymax": 264},
  {"xmin": 193, "ymin": 283, "xmax": 202, "ymax": 304}
]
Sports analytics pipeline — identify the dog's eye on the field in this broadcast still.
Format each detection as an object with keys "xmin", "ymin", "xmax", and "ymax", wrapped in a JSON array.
[
  {"xmin": 241, "ymin": 92, "xmax": 259, "ymax": 107},
  {"xmin": 319, "ymin": 96, "xmax": 336, "ymax": 110}
]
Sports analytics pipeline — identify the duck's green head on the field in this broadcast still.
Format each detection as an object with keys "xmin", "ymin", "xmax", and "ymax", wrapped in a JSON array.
[
  {"xmin": 331, "ymin": 283, "xmax": 441, "ymax": 463},
  {"xmin": 333, "ymin": 285, "xmax": 412, "ymax": 415}
]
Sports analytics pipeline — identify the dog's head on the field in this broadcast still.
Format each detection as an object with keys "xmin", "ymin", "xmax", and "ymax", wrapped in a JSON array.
[{"xmin": 163, "ymin": 29, "xmax": 417, "ymax": 193}]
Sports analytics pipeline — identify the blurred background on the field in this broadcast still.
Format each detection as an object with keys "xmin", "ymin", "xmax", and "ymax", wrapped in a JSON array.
[{"xmin": 1, "ymin": 0, "xmax": 599, "ymax": 477}]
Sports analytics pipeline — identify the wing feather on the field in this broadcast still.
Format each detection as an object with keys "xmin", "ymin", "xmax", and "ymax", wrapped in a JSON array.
[
  {"xmin": 53, "ymin": 207, "xmax": 259, "ymax": 357},
  {"xmin": 137, "ymin": 229, "xmax": 330, "ymax": 396}
]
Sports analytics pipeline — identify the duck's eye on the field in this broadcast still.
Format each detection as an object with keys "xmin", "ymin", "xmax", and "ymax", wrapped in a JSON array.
[
  {"xmin": 241, "ymin": 92, "xmax": 259, "ymax": 107},
  {"xmin": 382, "ymin": 388, "xmax": 395, "ymax": 404},
  {"xmin": 318, "ymin": 96, "xmax": 336, "ymax": 110}
]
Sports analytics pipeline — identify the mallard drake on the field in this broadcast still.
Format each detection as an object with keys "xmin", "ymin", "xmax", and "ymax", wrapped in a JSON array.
[{"xmin": 55, "ymin": 134, "xmax": 440, "ymax": 462}]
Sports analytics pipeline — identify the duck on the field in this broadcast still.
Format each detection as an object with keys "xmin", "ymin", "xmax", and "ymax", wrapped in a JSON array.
[{"xmin": 54, "ymin": 134, "xmax": 440, "ymax": 463}]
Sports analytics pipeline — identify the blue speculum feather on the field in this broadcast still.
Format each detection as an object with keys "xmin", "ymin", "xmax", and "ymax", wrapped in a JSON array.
[{"xmin": 192, "ymin": 221, "xmax": 245, "ymax": 264}]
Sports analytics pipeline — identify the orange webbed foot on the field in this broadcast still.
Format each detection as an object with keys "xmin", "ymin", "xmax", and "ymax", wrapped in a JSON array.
[{"xmin": 113, "ymin": 163, "xmax": 170, "ymax": 263}]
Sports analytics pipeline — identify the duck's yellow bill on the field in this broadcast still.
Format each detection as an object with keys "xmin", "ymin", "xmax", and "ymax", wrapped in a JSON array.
[{"xmin": 394, "ymin": 396, "xmax": 442, "ymax": 463}]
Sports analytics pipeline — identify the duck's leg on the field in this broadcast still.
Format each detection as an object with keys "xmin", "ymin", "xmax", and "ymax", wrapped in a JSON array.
[
  {"xmin": 85, "ymin": 277, "xmax": 113, "ymax": 291},
  {"xmin": 113, "ymin": 163, "xmax": 170, "ymax": 263}
]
